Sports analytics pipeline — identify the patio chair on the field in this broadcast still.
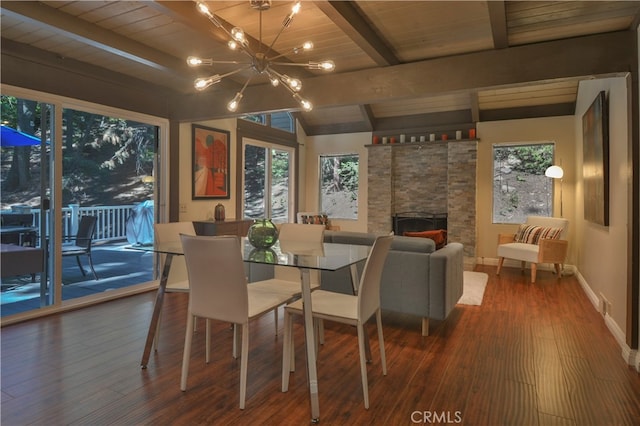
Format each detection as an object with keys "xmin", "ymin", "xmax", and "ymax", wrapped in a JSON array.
[{"xmin": 62, "ymin": 215, "xmax": 98, "ymax": 280}]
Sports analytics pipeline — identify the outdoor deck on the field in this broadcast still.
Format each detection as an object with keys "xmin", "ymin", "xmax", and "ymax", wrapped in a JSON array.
[{"xmin": 1, "ymin": 240, "xmax": 154, "ymax": 317}]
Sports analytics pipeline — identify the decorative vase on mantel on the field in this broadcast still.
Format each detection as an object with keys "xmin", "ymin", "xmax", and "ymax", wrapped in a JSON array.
[
  {"xmin": 214, "ymin": 203, "xmax": 225, "ymax": 221},
  {"xmin": 247, "ymin": 219, "xmax": 279, "ymax": 249}
]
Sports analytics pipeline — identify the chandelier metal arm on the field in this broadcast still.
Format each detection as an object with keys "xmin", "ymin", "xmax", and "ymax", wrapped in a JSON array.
[{"xmin": 266, "ymin": 1, "xmax": 301, "ymax": 55}]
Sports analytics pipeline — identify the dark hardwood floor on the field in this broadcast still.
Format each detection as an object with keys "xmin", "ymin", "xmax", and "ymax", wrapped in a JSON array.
[{"xmin": 2, "ymin": 264, "xmax": 639, "ymax": 425}]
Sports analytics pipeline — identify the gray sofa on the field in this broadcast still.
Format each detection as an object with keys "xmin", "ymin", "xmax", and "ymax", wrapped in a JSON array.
[{"xmin": 320, "ymin": 230, "xmax": 464, "ymax": 336}]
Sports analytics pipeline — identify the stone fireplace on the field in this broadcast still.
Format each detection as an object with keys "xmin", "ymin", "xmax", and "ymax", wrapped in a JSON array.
[{"xmin": 367, "ymin": 140, "xmax": 477, "ymax": 260}]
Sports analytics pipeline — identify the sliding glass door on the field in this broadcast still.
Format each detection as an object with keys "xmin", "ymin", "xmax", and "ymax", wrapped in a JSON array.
[{"xmin": 1, "ymin": 87, "xmax": 168, "ymax": 319}]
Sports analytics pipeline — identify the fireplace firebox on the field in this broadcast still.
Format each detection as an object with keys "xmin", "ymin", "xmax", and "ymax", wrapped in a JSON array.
[{"xmin": 393, "ymin": 212, "xmax": 447, "ymax": 235}]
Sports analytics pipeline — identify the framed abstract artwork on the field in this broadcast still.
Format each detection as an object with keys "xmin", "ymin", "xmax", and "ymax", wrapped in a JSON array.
[
  {"xmin": 582, "ymin": 90, "xmax": 609, "ymax": 226},
  {"xmin": 192, "ymin": 124, "xmax": 230, "ymax": 199}
]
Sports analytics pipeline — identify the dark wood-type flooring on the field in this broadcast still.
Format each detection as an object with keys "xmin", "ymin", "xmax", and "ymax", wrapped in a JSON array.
[{"xmin": 2, "ymin": 265, "xmax": 640, "ymax": 425}]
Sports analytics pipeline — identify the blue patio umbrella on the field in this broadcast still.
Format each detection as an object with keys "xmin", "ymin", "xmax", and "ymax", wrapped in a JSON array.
[{"xmin": 0, "ymin": 125, "xmax": 45, "ymax": 147}]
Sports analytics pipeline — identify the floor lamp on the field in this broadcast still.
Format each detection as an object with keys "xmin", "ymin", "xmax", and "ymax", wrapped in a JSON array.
[
  {"xmin": 545, "ymin": 164, "xmax": 572, "ymax": 275},
  {"xmin": 545, "ymin": 165, "xmax": 564, "ymax": 217}
]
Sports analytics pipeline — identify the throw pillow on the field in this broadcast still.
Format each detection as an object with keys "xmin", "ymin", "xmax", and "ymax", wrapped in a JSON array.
[
  {"xmin": 300, "ymin": 214, "xmax": 330, "ymax": 229},
  {"xmin": 514, "ymin": 224, "xmax": 562, "ymax": 245},
  {"xmin": 403, "ymin": 229, "xmax": 447, "ymax": 249}
]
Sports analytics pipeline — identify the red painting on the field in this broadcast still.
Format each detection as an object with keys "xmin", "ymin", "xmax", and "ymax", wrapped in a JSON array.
[{"xmin": 192, "ymin": 125, "xmax": 230, "ymax": 199}]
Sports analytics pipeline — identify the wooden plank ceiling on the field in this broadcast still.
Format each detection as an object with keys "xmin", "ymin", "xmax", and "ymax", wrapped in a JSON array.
[{"xmin": 1, "ymin": 1, "xmax": 639, "ymax": 135}]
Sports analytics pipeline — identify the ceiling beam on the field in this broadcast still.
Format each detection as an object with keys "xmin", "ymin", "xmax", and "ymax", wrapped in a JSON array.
[
  {"xmin": 1, "ymin": 38, "xmax": 173, "ymax": 118},
  {"xmin": 171, "ymin": 30, "xmax": 635, "ymax": 120},
  {"xmin": 313, "ymin": 0, "xmax": 399, "ymax": 66},
  {"xmin": 487, "ymin": 1, "xmax": 509, "ymax": 49},
  {"xmin": 360, "ymin": 104, "xmax": 376, "ymax": 131},
  {"xmin": 0, "ymin": 1, "xmax": 187, "ymax": 76}
]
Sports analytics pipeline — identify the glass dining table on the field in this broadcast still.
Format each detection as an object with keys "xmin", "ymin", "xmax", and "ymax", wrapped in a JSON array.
[{"xmin": 131, "ymin": 236, "xmax": 371, "ymax": 422}]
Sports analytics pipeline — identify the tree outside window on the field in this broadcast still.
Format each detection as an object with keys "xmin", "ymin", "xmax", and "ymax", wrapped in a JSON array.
[
  {"xmin": 319, "ymin": 154, "xmax": 358, "ymax": 220},
  {"xmin": 493, "ymin": 143, "xmax": 554, "ymax": 223}
]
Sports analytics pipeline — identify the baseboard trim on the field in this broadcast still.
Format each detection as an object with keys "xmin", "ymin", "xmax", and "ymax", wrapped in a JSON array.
[{"xmin": 573, "ymin": 269, "xmax": 636, "ymax": 369}]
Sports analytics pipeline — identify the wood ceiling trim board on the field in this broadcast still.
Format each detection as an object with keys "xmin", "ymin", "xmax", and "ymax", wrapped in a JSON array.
[
  {"xmin": 305, "ymin": 121, "xmax": 373, "ymax": 136},
  {"xmin": 480, "ymin": 102, "xmax": 575, "ymax": 121},
  {"xmin": 374, "ymin": 110, "xmax": 473, "ymax": 132},
  {"xmin": 0, "ymin": 1, "xmax": 187, "ymax": 75},
  {"xmin": 482, "ymin": 94, "xmax": 577, "ymax": 110},
  {"xmin": 312, "ymin": 0, "xmax": 399, "ymax": 66}
]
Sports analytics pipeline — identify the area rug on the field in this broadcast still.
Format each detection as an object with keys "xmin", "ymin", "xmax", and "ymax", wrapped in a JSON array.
[{"xmin": 458, "ymin": 271, "xmax": 488, "ymax": 306}]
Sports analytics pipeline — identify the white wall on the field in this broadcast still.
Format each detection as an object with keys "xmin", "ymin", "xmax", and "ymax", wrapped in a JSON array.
[{"xmin": 574, "ymin": 77, "xmax": 630, "ymax": 340}]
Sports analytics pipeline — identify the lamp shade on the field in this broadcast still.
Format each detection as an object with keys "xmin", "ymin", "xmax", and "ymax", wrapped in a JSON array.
[{"xmin": 545, "ymin": 165, "xmax": 564, "ymax": 179}]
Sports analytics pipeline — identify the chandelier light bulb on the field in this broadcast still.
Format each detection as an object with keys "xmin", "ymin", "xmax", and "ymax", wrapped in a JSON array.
[
  {"xmin": 303, "ymin": 41, "xmax": 313, "ymax": 50},
  {"xmin": 270, "ymin": 76, "xmax": 280, "ymax": 86},
  {"xmin": 293, "ymin": 93, "xmax": 312, "ymax": 111},
  {"xmin": 307, "ymin": 60, "xmax": 335, "ymax": 71},
  {"xmin": 282, "ymin": 75, "xmax": 302, "ymax": 91},
  {"xmin": 228, "ymin": 40, "xmax": 239, "ymax": 50},
  {"xmin": 231, "ymin": 27, "xmax": 246, "ymax": 44},
  {"xmin": 196, "ymin": 2, "xmax": 212, "ymax": 17},
  {"xmin": 187, "ymin": 56, "xmax": 213, "ymax": 67},
  {"xmin": 194, "ymin": 75, "xmax": 221, "ymax": 90},
  {"xmin": 227, "ymin": 92, "xmax": 244, "ymax": 112}
]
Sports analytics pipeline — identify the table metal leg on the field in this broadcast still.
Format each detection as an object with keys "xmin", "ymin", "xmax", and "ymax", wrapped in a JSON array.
[
  {"xmin": 140, "ymin": 253, "xmax": 173, "ymax": 369},
  {"xmin": 300, "ymin": 268, "xmax": 320, "ymax": 422}
]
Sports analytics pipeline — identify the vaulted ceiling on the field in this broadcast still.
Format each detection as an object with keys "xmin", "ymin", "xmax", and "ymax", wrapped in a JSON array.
[{"xmin": 2, "ymin": 1, "xmax": 639, "ymax": 135}]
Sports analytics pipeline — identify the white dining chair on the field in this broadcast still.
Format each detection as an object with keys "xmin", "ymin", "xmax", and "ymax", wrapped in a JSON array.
[
  {"xmin": 248, "ymin": 223, "xmax": 326, "ymax": 334},
  {"xmin": 180, "ymin": 234, "xmax": 292, "ymax": 409},
  {"xmin": 281, "ymin": 235, "xmax": 393, "ymax": 409},
  {"xmin": 152, "ymin": 221, "xmax": 196, "ymax": 350}
]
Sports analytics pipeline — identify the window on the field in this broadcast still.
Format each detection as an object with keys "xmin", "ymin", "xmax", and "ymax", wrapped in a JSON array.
[
  {"xmin": 319, "ymin": 154, "xmax": 359, "ymax": 220},
  {"xmin": 493, "ymin": 143, "xmax": 554, "ymax": 223},
  {"xmin": 240, "ymin": 112, "xmax": 294, "ymax": 133},
  {"xmin": 242, "ymin": 140, "xmax": 294, "ymax": 223}
]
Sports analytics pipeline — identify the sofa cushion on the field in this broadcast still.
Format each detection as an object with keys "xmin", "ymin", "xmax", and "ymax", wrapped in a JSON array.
[
  {"xmin": 514, "ymin": 224, "xmax": 562, "ymax": 245},
  {"xmin": 403, "ymin": 229, "xmax": 447, "ymax": 249}
]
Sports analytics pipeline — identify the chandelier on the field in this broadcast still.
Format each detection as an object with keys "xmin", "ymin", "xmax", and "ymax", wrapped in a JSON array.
[{"xmin": 187, "ymin": 1, "xmax": 335, "ymax": 112}]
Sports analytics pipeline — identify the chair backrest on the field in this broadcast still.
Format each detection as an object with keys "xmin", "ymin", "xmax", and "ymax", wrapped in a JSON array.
[
  {"xmin": 276, "ymin": 223, "xmax": 325, "ymax": 282},
  {"xmin": 154, "ymin": 222, "xmax": 196, "ymax": 286},
  {"xmin": 180, "ymin": 234, "xmax": 249, "ymax": 324},
  {"xmin": 357, "ymin": 235, "xmax": 393, "ymax": 321},
  {"xmin": 75, "ymin": 216, "xmax": 97, "ymax": 249},
  {"xmin": 525, "ymin": 216, "xmax": 569, "ymax": 239},
  {"xmin": 278, "ymin": 223, "xmax": 325, "ymax": 243}
]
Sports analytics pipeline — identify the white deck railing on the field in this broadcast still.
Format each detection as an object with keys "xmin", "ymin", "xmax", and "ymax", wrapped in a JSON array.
[{"xmin": 27, "ymin": 204, "xmax": 139, "ymax": 242}]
